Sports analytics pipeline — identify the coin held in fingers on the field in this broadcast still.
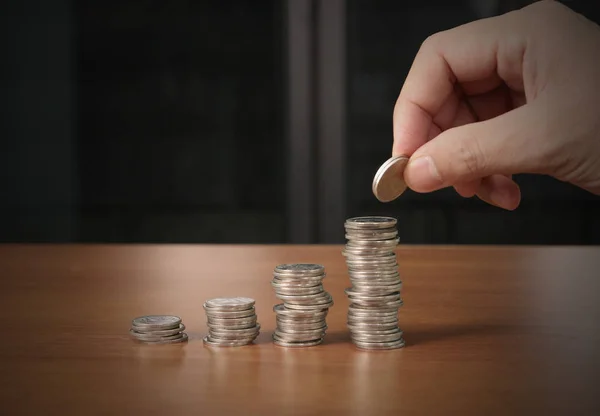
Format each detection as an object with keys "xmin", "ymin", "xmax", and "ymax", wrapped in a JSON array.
[{"xmin": 372, "ymin": 155, "xmax": 409, "ymax": 202}]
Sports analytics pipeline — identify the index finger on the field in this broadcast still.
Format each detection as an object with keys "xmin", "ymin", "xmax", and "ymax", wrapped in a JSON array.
[{"xmin": 392, "ymin": 11, "xmax": 526, "ymax": 156}]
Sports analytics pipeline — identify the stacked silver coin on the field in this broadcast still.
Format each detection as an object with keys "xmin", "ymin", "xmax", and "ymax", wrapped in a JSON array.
[
  {"xmin": 203, "ymin": 297, "xmax": 260, "ymax": 347},
  {"xmin": 343, "ymin": 216, "xmax": 405, "ymax": 350},
  {"xmin": 271, "ymin": 264, "xmax": 333, "ymax": 347},
  {"xmin": 130, "ymin": 315, "xmax": 188, "ymax": 344}
]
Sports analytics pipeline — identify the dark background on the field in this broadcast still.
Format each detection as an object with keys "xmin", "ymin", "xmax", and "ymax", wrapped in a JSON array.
[{"xmin": 1, "ymin": 0, "xmax": 599, "ymax": 245}]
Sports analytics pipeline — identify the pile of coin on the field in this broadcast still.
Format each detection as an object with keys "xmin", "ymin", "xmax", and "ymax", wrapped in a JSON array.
[
  {"xmin": 129, "ymin": 315, "xmax": 188, "ymax": 344},
  {"xmin": 343, "ymin": 216, "xmax": 405, "ymax": 350},
  {"xmin": 202, "ymin": 297, "xmax": 260, "ymax": 347},
  {"xmin": 271, "ymin": 264, "xmax": 333, "ymax": 347}
]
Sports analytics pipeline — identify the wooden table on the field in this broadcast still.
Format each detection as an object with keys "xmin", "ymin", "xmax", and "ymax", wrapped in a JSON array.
[{"xmin": 1, "ymin": 245, "xmax": 600, "ymax": 415}]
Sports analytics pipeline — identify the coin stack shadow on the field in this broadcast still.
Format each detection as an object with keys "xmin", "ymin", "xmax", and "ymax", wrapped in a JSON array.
[
  {"xmin": 130, "ymin": 315, "xmax": 188, "ymax": 344},
  {"xmin": 203, "ymin": 297, "xmax": 260, "ymax": 347},
  {"xmin": 343, "ymin": 216, "xmax": 405, "ymax": 350},
  {"xmin": 271, "ymin": 264, "xmax": 333, "ymax": 347}
]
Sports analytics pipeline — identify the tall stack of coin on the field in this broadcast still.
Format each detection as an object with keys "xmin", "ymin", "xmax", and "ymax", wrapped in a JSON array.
[
  {"xmin": 343, "ymin": 216, "xmax": 405, "ymax": 350},
  {"xmin": 271, "ymin": 264, "xmax": 333, "ymax": 347},
  {"xmin": 203, "ymin": 297, "xmax": 260, "ymax": 347},
  {"xmin": 130, "ymin": 315, "xmax": 188, "ymax": 344}
]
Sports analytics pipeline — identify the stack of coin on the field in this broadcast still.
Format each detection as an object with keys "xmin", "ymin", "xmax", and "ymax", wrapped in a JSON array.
[
  {"xmin": 129, "ymin": 315, "xmax": 188, "ymax": 344},
  {"xmin": 271, "ymin": 264, "xmax": 333, "ymax": 347},
  {"xmin": 202, "ymin": 297, "xmax": 260, "ymax": 347},
  {"xmin": 343, "ymin": 216, "xmax": 405, "ymax": 350}
]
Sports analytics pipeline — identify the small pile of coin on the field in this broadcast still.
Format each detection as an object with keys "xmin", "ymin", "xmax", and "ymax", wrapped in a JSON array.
[
  {"xmin": 130, "ymin": 315, "xmax": 188, "ymax": 344},
  {"xmin": 343, "ymin": 216, "xmax": 405, "ymax": 350},
  {"xmin": 271, "ymin": 264, "xmax": 333, "ymax": 347},
  {"xmin": 202, "ymin": 297, "xmax": 260, "ymax": 347}
]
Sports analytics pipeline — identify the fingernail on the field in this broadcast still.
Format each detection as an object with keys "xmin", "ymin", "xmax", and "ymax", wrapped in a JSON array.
[{"xmin": 405, "ymin": 156, "xmax": 443, "ymax": 191}]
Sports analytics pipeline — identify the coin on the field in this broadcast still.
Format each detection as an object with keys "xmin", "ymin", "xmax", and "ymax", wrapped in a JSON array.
[
  {"xmin": 131, "ymin": 315, "xmax": 182, "ymax": 330},
  {"xmin": 202, "ymin": 297, "xmax": 260, "ymax": 347},
  {"xmin": 129, "ymin": 315, "xmax": 188, "ymax": 345},
  {"xmin": 132, "ymin": 333, "xmax": 188, "ymax": 345},
  {"xmin": 204, "ymin": 297, "xmax": 255, "ymax": 311},
  {"xmin": 130, "ymin": 330, "xmax": 185, "ymax": 342},
  {"xmin": 353, "ymin": 338, "xmax": 406, "ymax": 350},
  {"xmin": 272, "ymin": 337, "xmax": 323, "ymax": 348},
  {"xmin": 343, "ymin": 216, "xmax": 405, "ymax": 350},
  {"xmin": 372, "ymin": 155, "xmax": 409, "ymax": 202},
  {"xmin": 271, "ymin": 263, "xmax": 332, "ymax": 347},
  {"xmin": 345, "ymin": 216, "xmax": 397, "ymax": 229},
  {"xmin": 203, "ymin": 336, "xmax": 256, "ymax": 347},
  {"xmin": 131, "ymin": 323, "xmax": 186, "ymax": 337}
]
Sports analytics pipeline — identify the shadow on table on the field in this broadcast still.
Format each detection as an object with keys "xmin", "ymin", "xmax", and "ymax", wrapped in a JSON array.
[{"xmin": 403, "ymin": 324, "xmax": 515, "ymax": 347}]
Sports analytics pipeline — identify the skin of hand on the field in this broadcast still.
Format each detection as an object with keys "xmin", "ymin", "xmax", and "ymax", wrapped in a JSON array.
[{"xmin": 392, "ymin": 0, "xmax": 600, "ymax": 210}]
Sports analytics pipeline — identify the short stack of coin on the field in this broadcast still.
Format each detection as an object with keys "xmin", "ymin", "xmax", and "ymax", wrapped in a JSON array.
[
  {"xmin": 271, "ymin": 264, "xmax": 333, "ymax": 347},
  {"xmin": 130, "ymin": 315, "xmax": 188, "ymax": 344},
  {"xmin": 343, "ymin": 216, "xmax": 405, "ymax": 350},
  {"xmin": 202, "ymin": 297, "xmax": 260, "ymax": 347}
]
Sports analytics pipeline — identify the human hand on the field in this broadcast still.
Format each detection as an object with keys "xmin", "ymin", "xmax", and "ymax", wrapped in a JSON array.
[{"xmin": 392, "ymin": 0, "xmax": 600, "ymax": 210}]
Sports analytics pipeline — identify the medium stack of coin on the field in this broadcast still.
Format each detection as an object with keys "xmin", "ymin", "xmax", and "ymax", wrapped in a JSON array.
[
  {"xmin": 271, "ymin": 264, "xmax": 333, "ymax": 347},
  {"xmin": 343, "ymin": 216, "xmax": 405, "ymax": 350},
  {"xmin": 130, "ymin": 315, "xmax": 188, "ymax": 344},
  {"xmin": 202, "ymin": 297, "xmax": 260, "ymax": 347}
]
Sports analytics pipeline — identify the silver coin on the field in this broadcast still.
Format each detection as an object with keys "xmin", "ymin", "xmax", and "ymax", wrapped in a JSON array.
[
  {"xmin": 348, "ymin": 269, "xmax": 400, "ymax": 277},
  {"xmin": 274, "ymin": 328, "xmax": 327, "ymax": 339},
  {"xmin": 284, "ymin": 301, "xmax": 333, "ymax": 310},
  {"xmin": 346, "ymin": 228, "xmax": 398, "ymax": 236},
  {"xmin": 207, "ymin": 322, "xmax": 257, "ymax": 331},
  {"xmin": 350, "ymin": 287, "xmax": 403, "ymax": 297},
  {"xmin": 274, "ymin": 263, "xmax": 325, "ymax": 276},
  {"xmin": 346, "ymin": 257, "xmax": 397, "ymax": 266},
  {"xmin": 342, "ymin": 250, "xmax": 391, "ymax": 258},
  {"xmin": 207, "ymin": 315, "xmax": 257, "ymax": 324},
  {"xmin": 206, "ymin": 334, "xmax": 258, "ymax": 345},
  {"xmin": 273, "ymin": 331, "xmax": 325, "ymax": 341},
  {"xmin": 204, "ymin": 308, "xmax": 256, "ymax": 319},
  {"xmin": 272, "ymin": 278, "xmax": 325, "ymax": 288},
  {"xmin": 351, "ymin": 332, "xmax": 404, "ymax": 343},
  {"xmin": 348, "ymin": 322, "xmax": 399, "ymax": 332},
  {"xmin": 130, "ymin": 330, "xmax": 184, "ymax": 342},
  {"xmin": 203, "ymin": 336, "xmax": 254, "ymax": 347},
  {"xmin": 371, "ymin": 155, "xmax": 409, "ymax": 203},
  {"xmin": 276, "ymin": 292, "xmax": 331, "ymax": 304},
  {"xmin": 271, "ymin": 284, "xmax": 324, "ymax": 295},
  {"xmin": 353, "ymin": 338, "xmax": 406, "ymax": 350},
  {"xmin": 345, "ymin": 216, "xmax": 397, "ymax": 229},
  {"xmin": 343, "ymin": 245, "xmax": 395, "ymax": 254},
  {"xmin": 346, "ymin": 288, "xmax": 400, "ymax": 299},
  {"xmin": 209, "ymin": 324, "xmax": 261, "ymax": 338},
  {"xmin": 273, "ymin": 304, "xmax": 328, "ymax": 318},
  {"xmin": 348, "ymin": 327, "xmax": 401, "ymax": 335},
  {"xmin": 348, "ymin": 309, "xmax": 398, "ymax": 318},
  {"xmin": 347, "ymin": 313, "xmax": 398, "ymax": 322},
  {"xmin": 131, "ymin": 315, "xmax": 182, "ymax": 330},
  {"xmin": 277, "ymin": 315, "xmax": 326, "ymax": 324},
  {"xmin": 276, "ymin": 322, "xmax": 327, "ymax": 333},
  {"xmin": 273, "ymin": 337, "xmax": 323, "ymax": 348},
  {"xmin": 346, "ymin": 238, "xmax": 399, "ymax": 248},
  {"xmin": 204, "ymin": 297, "xmax": 255, "ymax": 311},
  {"xmin": 131, "ymin": 323, "xmax": 186, "ymax": 337},
  {"xmin": 276, "ymin": 322, "xmax": 327, "ymax": 332},
  {"xmin": 135, "ymin": 333, "xmax": 189, "ymax": 345}
]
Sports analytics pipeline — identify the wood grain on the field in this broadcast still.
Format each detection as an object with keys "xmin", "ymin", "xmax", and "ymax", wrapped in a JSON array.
[{"xmin": 1, "ymin": 244, "xmax": 599, "ymax": 415}]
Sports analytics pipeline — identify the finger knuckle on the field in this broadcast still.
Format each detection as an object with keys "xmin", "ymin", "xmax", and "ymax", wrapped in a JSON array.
[
  {"xmin": 421, "ymin": 32, "xmax": 441, "ymax": 50},
  {"xmin": 458, "ymin": 138, "xmax": 486, "ymax": 177}
]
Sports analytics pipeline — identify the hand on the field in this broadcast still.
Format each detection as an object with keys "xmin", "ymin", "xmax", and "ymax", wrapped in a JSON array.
[{"xmin": 392, "ymin": 0, "xmax": 600, "ymax": 210}]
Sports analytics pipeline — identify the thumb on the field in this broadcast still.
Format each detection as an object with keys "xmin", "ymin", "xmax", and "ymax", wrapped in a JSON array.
[{"xmin": 403, "ymin": 105, "xmax": 545, "ymax": 192}]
